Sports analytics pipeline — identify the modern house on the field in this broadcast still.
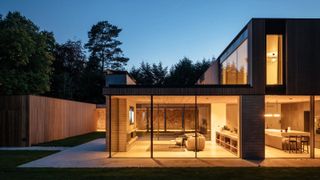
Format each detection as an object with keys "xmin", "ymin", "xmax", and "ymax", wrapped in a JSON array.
[{"xmin": 103, "ymin": 18, "xmax": 320, "ymax": 160}]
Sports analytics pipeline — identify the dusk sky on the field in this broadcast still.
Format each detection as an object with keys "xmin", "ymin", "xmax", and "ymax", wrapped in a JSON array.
[{"xmin": 1, "ymin": 0, "xmax": 320, "ymax": 69}]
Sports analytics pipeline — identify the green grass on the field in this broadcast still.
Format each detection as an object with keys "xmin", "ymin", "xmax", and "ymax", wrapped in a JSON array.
[
  {"xmin": 34, "ymin": 131, "xmax": 105, "ymax": 147},
  {"xmin": 1, "ymin": 150, "xmax": 320, "ymax": 180},
  {"xmin": 0, "ymin": 150, "xmax": 58, "ymax": 168},
  {"xmin": 0, "ymin": 167, "xmax": 320, "ymax": 180}
]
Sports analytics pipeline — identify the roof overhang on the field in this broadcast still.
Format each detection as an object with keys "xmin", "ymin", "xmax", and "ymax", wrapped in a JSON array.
[{"xmin": 103, "ymin": 85, "xmax": 257, "ymax": 96}]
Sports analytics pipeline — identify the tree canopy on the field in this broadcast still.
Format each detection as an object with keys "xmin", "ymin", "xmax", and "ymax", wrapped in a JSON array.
[
  {"xmin": 0, "ymin": 11, "xmax": 215, "ymax": 104},
  {"xmin": 85, "ymin": 21, "xmax": 129, "ymax": 71},
  {"xmin": 48, "ymin": 40, "xmax": 86, "ymax": 100},
  {"xmin": 0, "ymin": 12, "xmax": 55, "ymax": 95},
  {"xmin": 130, "ymin": 62, "xmax": 168, "ymax": 85},
  {"xmin": 130, "ymin": 58, "xmax": 212, "ymax": 86}
]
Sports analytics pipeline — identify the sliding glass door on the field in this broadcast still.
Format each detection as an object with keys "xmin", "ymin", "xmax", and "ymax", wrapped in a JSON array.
[
  {"xmin": 152, "ymin": 96, "xmax": 196, "ymax": 158},
  {"xmin": 108, "ymin": 95, "xmax": 240, "ymax": 158},
  {"xmin": 265, "ymin": 96, "xmax": 311, "ymax": 158}
]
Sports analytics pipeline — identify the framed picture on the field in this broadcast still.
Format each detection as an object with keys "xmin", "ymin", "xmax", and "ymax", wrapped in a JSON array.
[{"xmin": 129, "ymin": 106, "xmax": 135, "ymax": 125}]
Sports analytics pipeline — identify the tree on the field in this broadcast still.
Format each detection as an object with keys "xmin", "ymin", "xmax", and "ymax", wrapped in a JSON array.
[
  {"xmin": 85, "ymin": 21, "xmax": 129, "ymax": 71},
  {"xmin": 194, "ymin": 58, "xmax": 212, "ymax": 81},
  {"xmin": 130, "ymin": 62, "xmax": 153, "ymax": 85},
  {"xmin": 166, "ymin": 57, "xmax": 212, "ymax": 85},
  {"xmin": 80, "ymin": 56, "xmax": 105, "ymax": 104},
  {"xmin": 129, "ymin": 61, "xmax": 168, "ymax": 85},
  {"xmin": 0, "ymin": 11, "xmax": 55, "ymax": 95},
  {"xmin": 152, "ymin": 62, "xmax": 167, "ymax": 85},
  {"xmin": 49, "ymin": 40, "xmax": 86, "ymax": 100},
  {"xmin": 166, "ymin": 57, "xmax": 195, "ymax": 85}
]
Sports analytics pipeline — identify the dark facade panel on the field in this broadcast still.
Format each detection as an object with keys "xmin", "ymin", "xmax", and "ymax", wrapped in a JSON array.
[
  {"xmin": 286, "ymin": 19, "xmax": 320, "ymax": 94},
  {"xmin": 0, "ymin": 96, "xmax": 29, "ymax": 147},
  {"xmin": 249, "ymin": 19, "xmax": 266, "ymax": 94},
  {"xmin": 240, "ymin": 95, "xmax": 265, "ymax": 159},
  {"xmin": 103, "ymin": 85, "xmax": 263, "ymax": 96}
]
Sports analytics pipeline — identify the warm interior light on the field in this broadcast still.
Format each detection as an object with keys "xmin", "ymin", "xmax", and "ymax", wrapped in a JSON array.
[
  {"xmin": 264, "ymin": 114, "xmax": 273, "ymax": 117},
  {"xmin": 264, "ymin": 113, "xmax": 281, "ymax": 117},
  {"xmin": 267, "ymin": 52, "xmax": 278, "ymax": 62},
  {"xmin": 273, "ymin": 114, "xmax": 281, "ymax": 117}
]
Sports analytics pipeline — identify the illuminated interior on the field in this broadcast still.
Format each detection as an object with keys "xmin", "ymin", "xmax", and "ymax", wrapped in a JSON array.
[
  {"xmin": 265, "ymin": 96, "xmax": 313, "ymax": 158},
  {"xmin": 110, "ymin": 96, "xmax": 239, "ymax": 158},
  {"xmin": 221, "ymin": 39, "xmax": 248, "ymax": 85},
  {"xmin": 266, "ymin": 35, "xmax": 283, "ymax": 85}
]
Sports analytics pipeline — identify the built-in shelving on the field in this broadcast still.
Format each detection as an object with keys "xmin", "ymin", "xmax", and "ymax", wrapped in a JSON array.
[{"xmin": 216, "ymin": 131, "xmax": 238, "ymax": 155}]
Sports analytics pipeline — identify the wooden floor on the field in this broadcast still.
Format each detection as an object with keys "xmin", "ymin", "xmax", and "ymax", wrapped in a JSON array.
[
  {"xmin": 266, "ymin": 146, "xmax": 320, "ymax": 158},
  {"xmin": 112, "ymin": 140, "xmax": 320, "ymax": 158},
  {"xmin": 112, "ymin": 141, "xmax": 236, "ymax": 158}
]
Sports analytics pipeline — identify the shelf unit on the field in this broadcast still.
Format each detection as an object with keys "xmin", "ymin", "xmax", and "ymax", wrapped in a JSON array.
[{"xmin": 216, "ymin": 131, "xmax": 238, "ymax": 155}]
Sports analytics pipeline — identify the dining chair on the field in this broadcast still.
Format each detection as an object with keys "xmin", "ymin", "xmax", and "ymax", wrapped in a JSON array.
[{"xmin": 288, "ymin": 136, "xmax": 298, "ymax": 153}]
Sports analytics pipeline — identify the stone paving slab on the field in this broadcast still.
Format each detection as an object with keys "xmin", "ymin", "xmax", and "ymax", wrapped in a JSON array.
[{"xmin": 19, "ymin": 138, "xmax": 320, "ymax": 168}]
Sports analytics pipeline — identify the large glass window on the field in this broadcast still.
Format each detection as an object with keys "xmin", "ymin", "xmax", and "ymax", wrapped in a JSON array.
[
  {"xmin": 221, "ymin": 39, "xmax": 248, "ymax": 84},
  {"xmin": 266, "ymin": 35, "xmax": 283, "ymax": 85},
  {"xmin": 315, "ymin": 96, "xmax": 320, "ymax": 158},
  {"xmin": 265, "ymin": 96, "xmax": 310, "ymax": 158},
  {"xmin": 197, "ymin": 96, "xmax": 240, "ymax": 158},
  {"xmin": 108, "ymin": 95, "xmax": 239, "ymax": 158}
]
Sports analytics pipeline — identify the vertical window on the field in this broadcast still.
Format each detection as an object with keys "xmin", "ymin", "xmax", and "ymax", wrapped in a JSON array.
[
  {"xmin": 220, "ymin": 39, "xmax": 248, "ymax": 84},
  {"xmin": 266, "ymin": 35, "xmax": 283, "ymax": 85}
]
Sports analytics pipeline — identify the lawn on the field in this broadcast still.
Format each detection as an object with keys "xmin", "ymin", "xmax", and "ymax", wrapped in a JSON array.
[
  {"xmin": 0, "ymin": 150, "xmax": 58, "ymax": 168},
  {"xmin": 0, "ymin": 150, "xmax": 320, "ymax": 179},
  {"xmin": 1, "ymin": 166, "xmax": 320, "ymax": 180},
  {"xmin": 34, "ymin": 131, "xmax": 105, "ymax": 147}
]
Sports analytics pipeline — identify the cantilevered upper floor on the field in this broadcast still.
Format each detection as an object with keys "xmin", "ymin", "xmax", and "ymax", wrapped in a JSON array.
[{"xmin": 197, "ymin": 18, "xmax": 320, "ymax": 95}]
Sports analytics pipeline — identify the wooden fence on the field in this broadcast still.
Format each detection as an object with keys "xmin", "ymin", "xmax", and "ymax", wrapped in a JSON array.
[{"xmin": 0, "ymin": 95, "xmax": 98, "ymax": 146}]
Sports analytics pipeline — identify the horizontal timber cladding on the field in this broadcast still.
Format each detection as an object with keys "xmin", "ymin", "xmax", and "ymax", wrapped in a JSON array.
[
  {"xmin": 240, "ymin": 95, "xmax": 265, "ymax": 160},
  {"xmin": 0, "ymin": 96, "xmax": 29, "ymax": 146},
  {"xmin": 29, "ymin": 95, "xmax": 97, "ymax": 145},
  {"xmin": 286, "ymin": 19, "xmax": 320, "ymax": 94},
  {"xmin": 103, "ymin": 85, "xmax": 263, "ymax": 96}
]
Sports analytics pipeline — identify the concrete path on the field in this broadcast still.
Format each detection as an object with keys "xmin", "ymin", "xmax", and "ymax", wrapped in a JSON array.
[
  {"xmin": 0, "ymin": 146, "xmax": 68, "ymax": 151},
  {"xmin": 20, "ymin": 138, "xmax": 320, "ymax": 168}
]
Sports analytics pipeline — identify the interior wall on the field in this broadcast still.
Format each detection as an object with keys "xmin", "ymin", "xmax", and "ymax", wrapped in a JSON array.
[
  {"xmin": 126, "ymin": 98, "xmax": 136, "ymax": 135},
  {"xmin": 95, "ymin": 108, "xmax": 106, "ymax": 131},
  {"xmin": 110, "ymin": 97, "xmax": 139, "ymax": 152},
  {"xmin": 198, "ymin": 105, "xmax": 211, "ymax": 140},
  {"xmin": 211, "ymin": 103, "xmax": 226, "ymax": 142},
  {"xmin": 281, "ymin": 102, "xmax": 309, "ymax": 131},
  {"xmin": 226, "ymin": 104, "xmax": 239, "ymax": 132},
  {"xmin": 265, "ymin": 103, "xmax": 281, "ymax": 129}
]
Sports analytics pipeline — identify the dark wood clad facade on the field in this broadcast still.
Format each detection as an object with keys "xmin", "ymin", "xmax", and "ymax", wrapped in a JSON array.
[
  {"xmin": 249, "ymin": 19, "xmax": 266, "ymax": 94},
  {"xmin": 240, "ymin": 95, "xmax": 265, "ymax": 159},
  {"xmin": 286, "ymin": 19, "xmax": 320, "ymax": 94},
  {"xmin": 0, "ymin": 96, "xmax": 29, "ymax": 146}
]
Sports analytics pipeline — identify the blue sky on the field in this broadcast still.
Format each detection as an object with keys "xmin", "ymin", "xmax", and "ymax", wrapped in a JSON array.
[{"xmin": 1, "ymin": 0, "xmax": 320, "ymax": 69}]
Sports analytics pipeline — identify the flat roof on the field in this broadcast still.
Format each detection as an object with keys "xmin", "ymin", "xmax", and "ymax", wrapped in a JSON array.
[{"xmin": 103, "ymin": 84, "xmax": 257, "ymax": 96}]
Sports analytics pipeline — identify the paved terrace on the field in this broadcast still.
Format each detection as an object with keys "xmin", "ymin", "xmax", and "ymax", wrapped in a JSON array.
[{"xmin": 20, "ymin": 138, "xmax": 320, "ymax": 168}]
